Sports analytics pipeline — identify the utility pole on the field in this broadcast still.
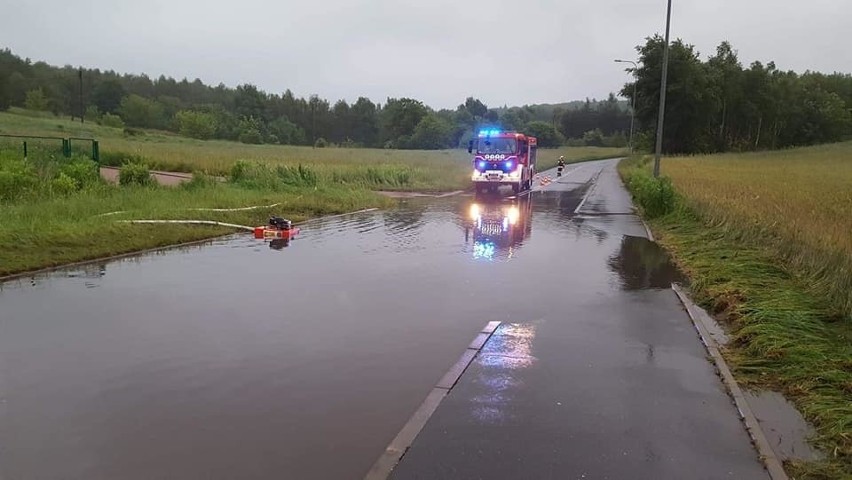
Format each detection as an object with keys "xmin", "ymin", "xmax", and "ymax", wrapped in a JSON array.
[
  {"xmin": 653, "ymin": 0, "xmax": 673, "ymax": 178},
  {"xmin": 78, "ymin": 67, "xmax": 84, "ymax": 123},
  {"xmin": 614, "ymin": 59, "xmax": 638, "ymax": 153}
]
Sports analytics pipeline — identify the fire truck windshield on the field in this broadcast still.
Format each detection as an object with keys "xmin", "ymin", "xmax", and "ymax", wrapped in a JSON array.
[{"xmin": 477, "ymin": 138, "xmax": 517, "ymax": 154}]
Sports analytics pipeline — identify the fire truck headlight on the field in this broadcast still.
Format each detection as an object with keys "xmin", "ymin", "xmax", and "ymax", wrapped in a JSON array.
[{"xmin": 469, "ymin": 203, "xmax": 481, "ymax": 220}]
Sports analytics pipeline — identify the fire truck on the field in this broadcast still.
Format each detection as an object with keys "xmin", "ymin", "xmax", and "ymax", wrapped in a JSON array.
[{"xmin": 469, "ymin": 130, "xmax": 537, "ymax": 194}]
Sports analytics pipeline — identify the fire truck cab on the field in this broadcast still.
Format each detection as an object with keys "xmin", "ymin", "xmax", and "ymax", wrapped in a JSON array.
[{"xmin": 469, "ymin": 130, "xmax": 537, "ymax": 194}]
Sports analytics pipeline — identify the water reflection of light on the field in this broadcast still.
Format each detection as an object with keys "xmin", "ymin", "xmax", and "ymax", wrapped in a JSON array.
[
  {"xmin": 472, "ymin": 241, "xmax": 496, "ymax": 260},
  {"xmin": 463, "ymin": 197, "xmax": 532, "ymax": 261},
  {"xmin": 472, "ymin": 323, "xmax": 538, "ymax": 424},
  {"xmin": 507, "ymin": 206, "xmax": 519, "ymax": 225},
  {"xmin": 469, "ymin": 203, "xmax": 481, "ymax": 221}
]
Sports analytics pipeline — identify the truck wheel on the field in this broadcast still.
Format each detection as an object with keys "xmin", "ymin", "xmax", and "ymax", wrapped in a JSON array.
[{"xmin": 512, "ymin": 183, "xmax": 520, "ymax": 194}]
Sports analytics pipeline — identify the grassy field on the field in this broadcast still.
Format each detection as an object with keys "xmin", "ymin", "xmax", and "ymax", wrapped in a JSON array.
[
  {"xmin": 0, "ymin": 109, "xmax": 626, "ymax": 191},
  {"xmin": 0, "ymin": 109, "xmax": 625, "ymax": 275},
  {"xmin": 660, "ymin": 142, "xmax": 852, "ymax": 317},
  {"xmin": 619, "ymin": 144, "xmax": 852, "ymax": 478}
]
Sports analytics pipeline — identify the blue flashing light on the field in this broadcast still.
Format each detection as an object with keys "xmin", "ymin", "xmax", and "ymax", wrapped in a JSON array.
[
  {"xmin": 478, "ymin": 160, "xmax": 486, "ymax": 170},
  {"xmin": 505, "ymin": 160, "xmax": 512, "ymax": 169},
  {"xmin": 473, "ymin": 241, "xmax": 496, "ymax": 260},
  {"xmin": 478, "ymin": 129, "xmax": 501, "ymax": 137}
]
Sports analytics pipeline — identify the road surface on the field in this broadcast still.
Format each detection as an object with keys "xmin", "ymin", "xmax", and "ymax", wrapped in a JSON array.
[{"xmin": 0, "ymin": 159, "xmax": 768, "ymax": 479}]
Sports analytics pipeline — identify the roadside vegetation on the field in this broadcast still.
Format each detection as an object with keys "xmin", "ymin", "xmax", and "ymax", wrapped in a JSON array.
[
  {"xmin": 0, "ymin": 147, "xmax": 392, "ymax": 276},
  {"xmin": 619, "ymin": 143, "xmax": 852, "ymax": 478},
  {"xmin": 0, "ymin": 111, "xmax": 625, "ymax": 276}
]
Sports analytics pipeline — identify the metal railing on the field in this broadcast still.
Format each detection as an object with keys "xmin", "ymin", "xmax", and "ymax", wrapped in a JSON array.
[{"xmin": 0, "ymin": 134, "xmax": 100, "ymax": 163}]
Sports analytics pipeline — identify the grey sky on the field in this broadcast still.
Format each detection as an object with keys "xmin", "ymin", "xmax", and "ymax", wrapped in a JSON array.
[{"xmin": 2, "ymin": 0, "xmax": 849, "ymax": 109}]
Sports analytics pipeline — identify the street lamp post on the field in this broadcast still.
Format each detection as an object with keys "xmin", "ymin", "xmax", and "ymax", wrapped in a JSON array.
[
  {"xmin": 614, "ymin": 59, "xmax": 638, "ymax": 153},
  {"xmin": 653, "ymin": 0, "xmax": 673, "ymax": 178}
]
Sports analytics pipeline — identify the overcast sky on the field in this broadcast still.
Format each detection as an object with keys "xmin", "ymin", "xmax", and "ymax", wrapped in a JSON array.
[{"xmin": 2, "ymin": 0, "xmax": 849, "ymax": 109}]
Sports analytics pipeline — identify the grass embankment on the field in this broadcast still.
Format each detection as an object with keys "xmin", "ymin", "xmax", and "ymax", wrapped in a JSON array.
[
  {"xmin": 0, "ymin": 109, "xmax": 625, "ymax": 275},
  {"xmin": 619, "ymin": 144, "xmax": 852, "ymax": 479}
]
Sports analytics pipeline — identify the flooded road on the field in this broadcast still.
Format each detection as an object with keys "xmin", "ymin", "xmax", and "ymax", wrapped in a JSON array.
[{"xmin": 0, "ymin": 159, "xmax": 763, "ymax": 479}]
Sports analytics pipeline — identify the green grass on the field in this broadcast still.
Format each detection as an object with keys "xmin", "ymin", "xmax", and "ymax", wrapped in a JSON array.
[
  {"xmin": 0, "ymin": 108, "xmax": 626, "ymax": 276},
  {"xmin": 0, "ymin": 109, "xmax": 627, "ymax": 191},
  {"xmin": 0, "ymin": 181, "xmax": 391, "ymax": 276},
  {"xmin": 619, "ymin": 152, "xmax": 852, "ymax": 479}
]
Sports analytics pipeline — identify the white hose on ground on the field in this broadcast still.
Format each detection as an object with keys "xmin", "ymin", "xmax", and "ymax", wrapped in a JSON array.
[
  {"xmin": 118, "ymin": 220, "xmax": 255, "ymax": 232},
  {"xmin": 190, "ymin": 203, "xmax": 280, "ymax": 212}
]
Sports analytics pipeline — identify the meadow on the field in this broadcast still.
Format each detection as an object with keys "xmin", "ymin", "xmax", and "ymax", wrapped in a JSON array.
[
  {"xmin": 620, "ymin": 143, "xmax": 852, "ymax": 478},
  {"xmin": 0, "ymin": 109, "xmax": 625, "ymax": 191},
  {"xmin": 0, "ymin": 109, "xmax": 625, "ymax": 275}
]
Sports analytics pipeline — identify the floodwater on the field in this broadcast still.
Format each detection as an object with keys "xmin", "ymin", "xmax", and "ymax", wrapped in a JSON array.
[{"xmin": 1, "ymin": 160, "xmax": 692, "ymax": 480}]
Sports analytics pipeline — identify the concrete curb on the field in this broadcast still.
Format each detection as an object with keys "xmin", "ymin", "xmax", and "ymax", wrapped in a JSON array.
[
  {"xmin": 363, "ymin": 321, "xmax": 501, "ymax": 480},
  {"xmin": 641, "ymin": 218, "xmax": 655, "ymax": 241},
  {"xmin": 671, "ymin": 284, "xmax": 789, "ymax": 480}
]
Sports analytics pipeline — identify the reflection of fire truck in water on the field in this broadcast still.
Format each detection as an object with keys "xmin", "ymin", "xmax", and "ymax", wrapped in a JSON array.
[
  {"xmin": 464, "ymin": 196, "xmax": 533, "ymax": 260},
  {"xmin": 469, "ymin": 130, "xmax": 537, "ymax": 194}
]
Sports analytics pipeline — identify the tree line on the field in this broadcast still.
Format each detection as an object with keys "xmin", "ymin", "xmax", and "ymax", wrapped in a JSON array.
[
  {"xmin": 622, "ymin": 36, "xmax": 852, "ymax": 153},
  {"xmin": 3, "ymin": 40, "xmax": 848, "ymax": 153},
  {"xmin": 0, "ymin": 48, "xmax": 632, "ymax": 149}
]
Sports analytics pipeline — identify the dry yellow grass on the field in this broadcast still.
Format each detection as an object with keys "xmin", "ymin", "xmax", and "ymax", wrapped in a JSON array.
[{"xmin": 662, "ymin": 141, "xmax": 852, "ymax": 316}]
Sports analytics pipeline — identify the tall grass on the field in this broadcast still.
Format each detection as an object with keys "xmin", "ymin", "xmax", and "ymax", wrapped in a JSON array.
[
  {"xmin": 619, "ymin": 146, "xmax": 852, "ymax": 478},
  {"xmin": 659, "ymin": 142, "xmax": 852, "ymax": 319}
]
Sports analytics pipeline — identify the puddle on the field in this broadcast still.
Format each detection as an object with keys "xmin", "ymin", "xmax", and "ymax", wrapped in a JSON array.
[
  {"xmin": 742, "ymin": 390, "xmax": 824, "ymax": 462},
  {"xmin": 607, "ymin": 235, "xmax": 686, "ymax": 290}
]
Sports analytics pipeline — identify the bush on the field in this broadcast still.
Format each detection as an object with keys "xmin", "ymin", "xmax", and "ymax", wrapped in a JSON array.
[
  {"xmin": 101, "ymin": 113, "xmax": 125, "ymax": 129},
  {"xmin": 60, "ymin": 158, "xmax": 100, "ymax": 190},
  {"xmin": 175, "ymin": 110, "xmax": 216, "ymax": 140},
  {"xmin": 85, "ymin": 105, "xmax": 101, "ymax": 122},
  {"xmin": 119, "ymin": 162, "xmax": 153, "ymax": 186},
  {"xmin": 51, "ymin": 172, "xmax": 78, "ymax": 195},
  {"xmin": 229, "ymin": 161, "xmax": 319, "ymax": 190},
  {"xmin": 626, "ymin": 170, "xmax": 676, "ymax": 218},
  {"xmin": 582, "ymin": 128, "xmax": 605, "ymax": 147},
  {"xmin": 0, "ymin": 161, "xmax": 38, "ymax": 202},
  {"xmin": 238, "ymin": 129, "xmax": 263, "ymax": 144},
  {"xmin": 314, "ymin": 137, "xmax": 328, "ymax": 148},
  {"xmin": 99, "ymin": 151, "xmax": 148, "ymax": 168},
  {"xmin": 182, "ymin": 171, "xmax": 217, "ymax": 190},
  {"xmin": 276, "ymin": 164, "xmax": 317, "ymax": 187},
  {"xmin": 24, "ymin": 89, "xmax": 49, "ymax": 111}
]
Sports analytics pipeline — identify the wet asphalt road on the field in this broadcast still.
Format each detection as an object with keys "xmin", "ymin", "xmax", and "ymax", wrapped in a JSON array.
[
  {"xmin": 0, "ymin": 159, "xmax": 767, "ymax": 479},
  {"xmin": 389, "ymin": 161, "xmax": 769, "ymax": 480}
]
